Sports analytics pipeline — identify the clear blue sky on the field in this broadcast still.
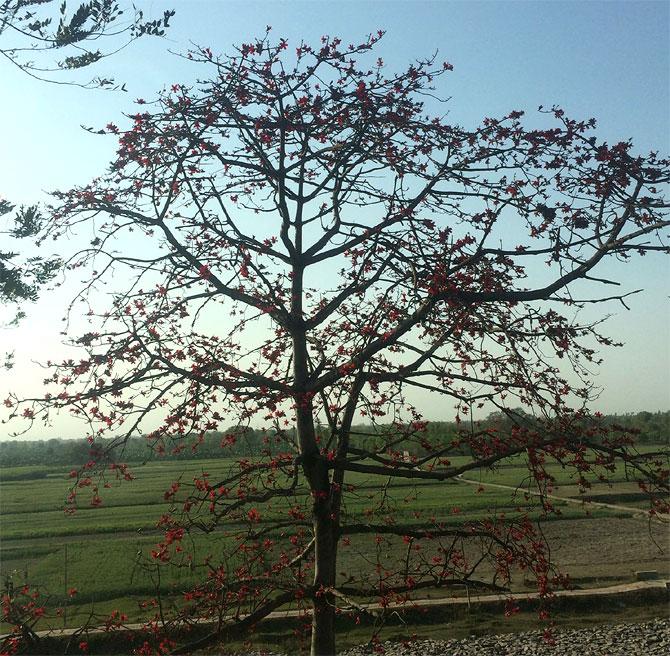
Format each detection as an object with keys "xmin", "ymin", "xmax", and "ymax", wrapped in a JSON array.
[{"xmin": 1, "ymin": 0, "xmax": 668, "ymax": 439}]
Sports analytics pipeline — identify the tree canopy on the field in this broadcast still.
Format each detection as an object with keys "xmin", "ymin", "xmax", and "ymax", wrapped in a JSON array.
[{"xmin": 5, "ymin": 30, "xmax": 670, "ymax": 655}]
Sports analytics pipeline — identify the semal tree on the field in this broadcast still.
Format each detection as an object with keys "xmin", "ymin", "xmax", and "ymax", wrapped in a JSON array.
[{"xmin": 8, "ymin": 30, "xmax": 670, "ymax": 656}]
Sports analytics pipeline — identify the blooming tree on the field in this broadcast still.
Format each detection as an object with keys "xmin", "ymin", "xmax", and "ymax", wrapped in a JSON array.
[{"xmin": 7, "ymin": 30, "xmax": 670, "ymax": 655}]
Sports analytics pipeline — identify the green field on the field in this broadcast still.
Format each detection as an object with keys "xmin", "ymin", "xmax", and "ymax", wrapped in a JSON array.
[{"xmin": 0, "ymin": 451, "xmax": 667, "ymax": 634}]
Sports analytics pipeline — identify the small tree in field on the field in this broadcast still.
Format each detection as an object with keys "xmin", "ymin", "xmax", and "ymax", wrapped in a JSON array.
[{"xmin": 8, "ymin": 30, "xmax": 670, "ymax": 655}]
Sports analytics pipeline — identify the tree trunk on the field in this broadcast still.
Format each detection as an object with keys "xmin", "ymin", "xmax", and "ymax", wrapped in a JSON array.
[
  {"xmin": 311, "ymin": 502, "xmax": 337, "ymax": 656},
  {"xmin": 293, "ymin": 364, "xmax": 338, "ymax": 654},
  {"xmin": 295, "ymin": 400, "xmax": 337, "ymax": 654},
  {"xmin": 290, "ymin": 258, "xmax": 338, "ymax": 654}
]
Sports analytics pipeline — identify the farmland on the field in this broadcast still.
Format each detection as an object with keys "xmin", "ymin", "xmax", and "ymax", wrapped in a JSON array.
[{"xmin": 1, "ymin": 450, "xmax": 668, "ymax": 635}]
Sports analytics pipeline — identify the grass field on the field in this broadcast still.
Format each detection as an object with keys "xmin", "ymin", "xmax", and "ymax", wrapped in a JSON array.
[{"xmin": 1, "ymin": 449, "xmax": 667, "ymax": 635}]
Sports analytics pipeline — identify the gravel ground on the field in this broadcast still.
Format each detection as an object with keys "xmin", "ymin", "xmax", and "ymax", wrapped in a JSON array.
[
  {"xmin": 217, "ymin": 618, "xmax": 670, "ymax": 655},
  {"xmin": 340, "ymin": 618, "xmax": 670, "ymax": 656}
]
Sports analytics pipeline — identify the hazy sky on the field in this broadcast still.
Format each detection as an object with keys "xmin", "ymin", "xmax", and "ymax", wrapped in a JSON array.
[{"xmin": 1, "ymin": 0, "xmax": 668, "ymax": 439}]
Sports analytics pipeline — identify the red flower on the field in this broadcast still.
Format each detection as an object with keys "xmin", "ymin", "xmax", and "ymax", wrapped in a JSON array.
[
  {"xmin": 247, "ymin": 508, "xmax": 261, "ymax": 522},
  {"xmin": 355, "ymin": 81, "xmax": 367, "ymax": 101}
]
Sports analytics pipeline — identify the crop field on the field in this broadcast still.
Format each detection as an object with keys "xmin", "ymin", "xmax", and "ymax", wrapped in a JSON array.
[{"xmin": 1, "ymin": 450, "xmax": 668, "ymax": 633}]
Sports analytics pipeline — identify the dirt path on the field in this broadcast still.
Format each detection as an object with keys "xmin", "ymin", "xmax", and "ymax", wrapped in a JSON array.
[
  {"xmin": 4, "ymin": 579, "xmax": 668, "ymax": 640},
  {"xmin": 456, "ymin": 476, "xmax": 669, "ymax": 523}
]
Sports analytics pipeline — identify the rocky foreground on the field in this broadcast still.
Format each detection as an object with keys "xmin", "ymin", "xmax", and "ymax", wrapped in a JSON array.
[
  {"xmin": 339, "ymin": 618, "xmax": 670, "ymax": 656},
  {"xmin": 225, "ymin": 618, "xmax": 669, "ymax": 655}
]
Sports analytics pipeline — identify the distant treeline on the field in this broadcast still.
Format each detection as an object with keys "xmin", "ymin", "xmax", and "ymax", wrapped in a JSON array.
[{"xmin": 0, "ymin": 410, "xmax": 667, "ymax": 468}]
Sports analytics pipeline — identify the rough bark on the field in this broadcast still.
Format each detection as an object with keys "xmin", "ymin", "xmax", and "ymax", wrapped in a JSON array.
[{"xmin": 310, "ymin": 478, "xmax": 337, "ymax": 656}]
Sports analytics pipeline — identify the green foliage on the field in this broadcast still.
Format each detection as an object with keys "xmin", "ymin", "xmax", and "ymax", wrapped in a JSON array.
[
  {"xmin": 0, "ymin": 411, "xmax": 667, "ymax": 469},
  {"xmin": 0, "ymin": 1, "xmax": 175, "ymax": 86},
  {"xmin": 0, "ymin": 436, "xmax": 91, "ymax": 467},
  {"xmin": 0, "ymin": 2, "xmax": 174, "ymax": 333},
  {"xmin": 477, "ymin": 410, "xmax": 669, "ymax": 447},
  {"xmin": 605, "ymin": 410, "xmax": 670, "ymax": 444},
  {"xmin": 0, "ymin": 201, "xmax": 60, "ymax": 320}
]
